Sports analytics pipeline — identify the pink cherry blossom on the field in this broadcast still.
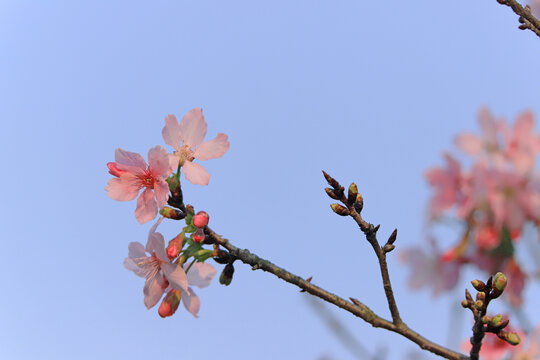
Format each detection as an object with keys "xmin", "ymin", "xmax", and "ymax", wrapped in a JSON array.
[
  {"xmin": 425, "ymin": 153, "xmax": 463, "ymax": 217},
  {"xmin": 455, "ymin": 108, "xmax": 505, "ymax": 167},
  {"xmin": 501, "ymin": 110, "xmax": 540, "ymax": 174},
  {"xmin": 399, "ymin": 246, "xmax": 460, "ymax": 296},
  {"xmin": 123, "ymin": 218, "xmax": 189, "ymax": 309},
  {"xmin": 504, "ymin": 258, "xmax": 526, "ymax": 307},
  {"xmin": 105, "ymin": 146, "xmax": 171, "ymax": 224},
  {"xmin": 162, "ymin": 108, "xmax": 230, "ymax": 185}
]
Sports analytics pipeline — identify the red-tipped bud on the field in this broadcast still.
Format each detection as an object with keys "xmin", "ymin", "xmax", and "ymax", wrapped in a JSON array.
[
  {"xmin": 193, "ymin": 211, "xmax": 209, "ymax": 228},
  {"xmin": 493, "ymin": 272, "xmax": 507, "ymax": 292},
  {"xmin": 107, "ymin": 162, "xmax": 126, "ymax": 177},
  {"xmin": 330, "ymin": 203, "xmax": 350, "ymax": 216},
  {"xmin": 185, "ymin": 204, "xmax": 195, "ymax": 215},
  {"xmin": 471, "ymin": 280, "xmax": 486, "ymax": 292},
  {"xmin": 461, "ymin": 300, "xmax": 469, "ymax": 308},
  {"xmin": 158, "ymin": 289, "xmax": 181, "ymax": 318},
  {"xmin": 166, "ymin": 233, "xmax": 184, "ymax": 260},
  {"xmin": 476, "ymin": 291, "xmax": 486, "ymax": 302},
  {"xmin": 193, "ymin": 228, "xmax": 205, "ymax": 243},
  {"xmin": 482, "ymin": 315, "xmax": 491, "ymax": 324},
  {"xmin": 475, "ymin": 300, "xmax": 484, "ymax": 309}
]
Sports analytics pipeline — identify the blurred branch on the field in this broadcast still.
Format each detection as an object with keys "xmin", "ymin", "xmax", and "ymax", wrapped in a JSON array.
[
  {"xmin": 306, "ymin": 296, "xmax": 378, "ymax": 360},
  {"xmin": 495, "ymin": 0, "xmax": 540, "ymax": 37}
]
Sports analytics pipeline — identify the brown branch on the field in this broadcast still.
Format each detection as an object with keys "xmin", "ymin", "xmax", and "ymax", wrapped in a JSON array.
[
  {"xmin": 205, "ymin": 227, "xmax": 469, "ymax": 360},
  {"xmin": 496, "ymin": 0, "xmax": 540, "ymax": 38}
]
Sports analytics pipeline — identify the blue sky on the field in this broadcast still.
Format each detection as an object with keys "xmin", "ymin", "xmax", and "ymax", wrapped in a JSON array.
[{"xmin": 2, "ymin": 1, "xmax": 540, "ymax": 359}]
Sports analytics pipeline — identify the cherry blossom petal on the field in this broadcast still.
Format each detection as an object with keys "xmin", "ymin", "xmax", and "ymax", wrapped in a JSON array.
[
  {"xmin": 153, "ymin": 179, "xmax": 170, "ymax": 209},
  {"xmin": 148, "ymin": 146, "xmax": 171, "ymax": 177},
  {"xmin": 162, "ymin": 114, "xmax": 181, "ymax": 150},
  {"xmin": 147, "ymin": 231, "xmax": 168, "ymax": 262},
  {"xmin": 478, "ymin": 107, "xmax": 498, "ymax": 142},
  {"xmin": 182, "ymin": 287, "xmax": 201, "ymax": 318},
  {"xmin": 161, "ymin": 263, "xmax": 189, "ymax": 293},
  {"xmin": 123, "ymin": 258, "xmax": 146, "ymax": 277},
  {"xmin": 168, "ymin": 154, "xmax": 180, "ymax": 173},
  {"xmin": 183, "ymin": 161, "xmax": 211, "ymax": 186},
  {"xmin": 194, "ymin": 133, "xmax": 230, "ymax": 161},
  {"xmin": 128, "ymin": 241, "xmax": 146, "ymax": 259},
  {"xmin": 143, "ymin": 277, "xmax": 166, "ymax": 309},
  {"xmin": 135, "ymin": 188, "xmax": 158, "ymax": 224},
  {"xmin": 514, "ymin": 111, "xmax": 534, "ymax": 139},
  {"xmin": 186, "ymin": 263, "xmax": 217, "ymax": 288},
  {"xmin": 179, "ymin": 107, "xmax": 207, "ymax": 148},
  {"xmin": 455, "ymin": 133, "xmax": 482, "ymax": 155},
  {"xmin": 105, "ymin": 176, "xmax": 140, "ymax": 201},
  {"xmin": 115, "ymin": 148, "xmax": 147, "ymax": 169}
]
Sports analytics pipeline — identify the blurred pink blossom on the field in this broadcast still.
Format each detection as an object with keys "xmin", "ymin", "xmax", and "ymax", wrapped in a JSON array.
[
  {"xmin": 510, "ymin": 325, "xmax": 540, "ymax": 360},
  {"xmin": 501, "ymin": 110, "xmax": 540, "ymax": 174},
  {"xmin": 177, "ymin": 262, "xmax": 217, "ymax": 317},
  {"xmin": 162, "ymin": 108, "xmax": 230, "ymax": 185},
  {"xmin": 106, "ymin": 146, "xmax": 171, "ymax": 224},
  {"xmin": 425, "ymin": 153, "xmax": 463, "ymax": 216},
  {"xmin": 399, "ymin": 247, "xmax": 460, "ymax": 296},
  {"xmin": 123, "ymin": 218, "xmax": 189, "ymax": 309}
]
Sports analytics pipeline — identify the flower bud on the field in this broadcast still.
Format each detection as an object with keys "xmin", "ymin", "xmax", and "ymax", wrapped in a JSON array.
[
  {"xmin": 353, "ymin": 194, "xmax": 364, "ymax": 212},
  {"xmin": 482, "ymin": 315, "xmax": 491, "ymax": 324},
  {"xmin": 461, "ymin": 300, "xmax": 469, "ymax": 308},
  {"xmin": 185, "ymin": 204, "xmax": 195, "ymax": 215},
  {"xmin": 505, "ymin": 332, "xmax": 521, "ymax": 346},
  {"xmin": 166, "ymin": 233, "xmax": 184, "ymax": 260},
  {"xmin": 330, "ymin": 203, "xmax": 350, "ymax": 216},
  {"xmin": 192, "ymin": 228, "xmax": 205, "ymax": 243},
  {"xmin": 325, "ymin": 188, "xmax": 339, "ymax": 200},
  {"xmin": 347, "ymin": 183, "xmax": 358, "ymax": 205},
  {"xmin": 160, "ymin": 207, "xmax": 183, "ymax": 220},
  {"xmin": 158, "ymin": 289, "xmax": 181, "ymax": 318},
  {"xmin": 490, "ymin": 314, "xmax": 504, "ymax": 327},
  {"xmin": 219, "ymin": 263, "xmax": 235, "ymax": 286},
  {"xmin": 193, "ymin": 211, "xmax": 209, "ymax": 228},
  {"xmin": 493, "ymin": 272, "xmax": 507, "ymax": 292},
  {"xmin": 167, "ymin": 176, "xmax": 180, "ymax": 193},
  {"xmin": 383, "ymin": 244, "xmax": 395, "ymax": 253},
  {"xmin": 471, "ymin": 280, "xmax": 486, "ymax": 292},
  {"xmin": 474, "ymin": 300, "xmax": 484, "ymax": 310},
  {"xmin": 476, "ymin": 291, "xmax": 486, "ymax": 302}
]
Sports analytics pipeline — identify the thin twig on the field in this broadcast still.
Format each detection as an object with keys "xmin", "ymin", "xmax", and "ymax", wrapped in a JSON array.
[
  {"xmin": 205, "ymin": 227, "xmax": 469, "ymax": 360},
  {"xmin": 496, "ymin": 0, "xmax": 540, "ymax": 37}
]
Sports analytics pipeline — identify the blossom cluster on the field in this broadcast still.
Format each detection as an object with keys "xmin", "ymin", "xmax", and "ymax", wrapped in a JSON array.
[
  {"xmin": 402, "ymin": 108, "xmax": 540, "ymax": 306},
  {"xmin": 106, "ymin": 108, "xmax": 230, "ymax": 317}
]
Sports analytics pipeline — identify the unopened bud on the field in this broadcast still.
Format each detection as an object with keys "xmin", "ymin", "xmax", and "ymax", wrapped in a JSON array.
[
  {"xmin": 158, "ymin": 289, "xmax": 181, "ymax": 318},
  {"xmin": 383, "ymin": 244, "xmax": 395, "ymax": 253},
  {"xmin": 475, "ymin": 300, "xmax": 484, "ymax": 309},
  {"xmin": 471, "ymin": 280, "xmax": 486, "ymax": 292},
  {"xmin": 322, "ymin": 170, "xmax": 340, "ymax": 189},
  {"xmin": 491, "ymin": 314, "xmax": 504, "ymax": 327},
  {"xmin": 166, "ymin": 233, "xmax": 184, "ymax": 260},
  {"xmin": 465, "ymin": 289, "xmax": 473, "ymax": 302},
  {"xmin": 325, "ymin": 188, "xmax": 339, "ymax": 200},
  {"xmin": 331, "ymin": 203, "xmax": 350, "ymax": 216},
  {"xmin": 505, "ymin": 332, "xmax": 521, "ymax": 346},
  {"xmin": 461, "ymin": 300, "xmax": 469, "ymax": 308},
  {"xmin": 185, "ymin": 204, "xmax": 195, "ymax": 215},
  {"xmin": 219, "ymin": 263, "xmax": 235, "ymax": 286},
  {"xmin": 387, "ymin": 229, "xmax": 398, "ymax": 245},
  {"xmin": 493, "ymin": 272, "xmax": 507, "ymax": 292},
  {"xmin": 192, "ymin": 211, "xmax": 209, "ymax": 228},
  {"xmin": 160, "ymin": 207, "xmax": 183, "ymax": 220},
  {"xmin": 353, "ymin": 194, "xmax": 364, "ymax": 212},
  {"xmin": 476, "ymin": 292, "xmax": 486, "ymax": 302},
  {"xmin": 192, "ymin": 228, "xmax": 206, "ymax": 243},
  {"xmin": 482, "ymin": 315, "xmax": 491, "ymax": 324},
  {"xmin": 347, "ymin": 183, "xmax": 358, "ymax": 205}
]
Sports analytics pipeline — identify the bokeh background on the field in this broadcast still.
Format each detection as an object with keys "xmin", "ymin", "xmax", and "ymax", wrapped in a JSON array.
[{"xmin": 2, "ymin": 1, "xmax": 540, "ymax": 359}]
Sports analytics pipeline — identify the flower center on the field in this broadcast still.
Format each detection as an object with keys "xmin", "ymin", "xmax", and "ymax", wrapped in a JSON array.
[
  {"xmin": 138, "ymin": 169, "xmax": 155, "ymax": 189},
  {"xmin": 174, "ymin": 145, "xmax": 195, "ymax": 166},
  {"xmin": 136, "ymin": 253, "xmax": 164, "ymax": 280}
]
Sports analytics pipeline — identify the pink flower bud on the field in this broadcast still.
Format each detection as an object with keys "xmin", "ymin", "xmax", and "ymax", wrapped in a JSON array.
[
  {"xmin": 166, "ymin": 233, "xmax": 184, "ymax": 260},
  {"xmin": 158, "ymin": 289, "xmax": 181, "ymax": 318},
  {"xmin": 193, "ymin": 228, "xmax": 205, "ymax": 243},
  {"xmin": 107, "ymin": 162, "xmax": 126, "ymax": 177},
  {"xmin": 193, "ymin": 211, "xmax": 209, "ymax": 228}
]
